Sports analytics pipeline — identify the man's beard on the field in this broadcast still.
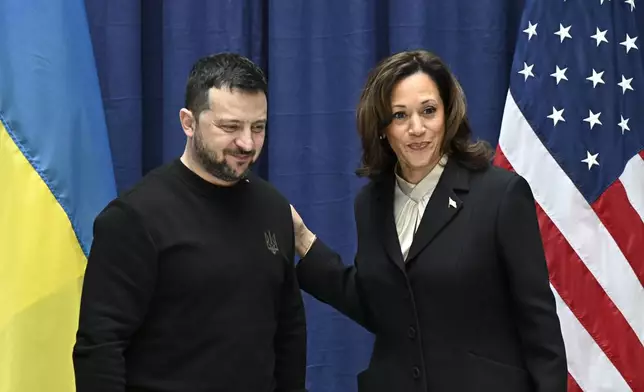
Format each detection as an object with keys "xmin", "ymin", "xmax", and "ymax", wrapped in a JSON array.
[{"xmin": 193, "ymin": 128, "xmax": 255, "ymax": 183}]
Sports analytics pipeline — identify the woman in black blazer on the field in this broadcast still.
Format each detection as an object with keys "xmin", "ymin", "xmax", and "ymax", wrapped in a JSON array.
[{"xmin": 290, "ymin": 50, "xmax": 568, "ymax": 392}]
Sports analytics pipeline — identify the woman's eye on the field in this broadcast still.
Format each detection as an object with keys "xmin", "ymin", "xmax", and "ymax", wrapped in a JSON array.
[
  {"xmin": 424, "ymin": 107, "xmax": 436, "ymax": 115},
  {"xmin": 392, "ymin": 112, "xmax": 406, "ymax": 120}
]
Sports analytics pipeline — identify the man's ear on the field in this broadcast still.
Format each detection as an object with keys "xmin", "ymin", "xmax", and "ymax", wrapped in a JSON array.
[{"xmin": 180, "ymin": 108, "xmax": 196, "ymax": 137}]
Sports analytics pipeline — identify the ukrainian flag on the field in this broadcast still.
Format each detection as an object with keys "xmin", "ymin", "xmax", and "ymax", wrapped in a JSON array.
[{"xmin": 0, "ymin": 1, "xmax": 116, "ymax": 391}]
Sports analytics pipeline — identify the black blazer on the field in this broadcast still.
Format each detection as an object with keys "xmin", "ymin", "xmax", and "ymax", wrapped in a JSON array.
[{"xmin": 296, "ymin": 159, "xmax": 567, "ymax": 392}]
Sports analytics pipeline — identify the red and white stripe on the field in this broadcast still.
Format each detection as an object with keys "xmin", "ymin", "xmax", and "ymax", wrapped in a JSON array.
[{"xmin": 495, "ymin": 90, "xmax": 644, "ymax": 391}]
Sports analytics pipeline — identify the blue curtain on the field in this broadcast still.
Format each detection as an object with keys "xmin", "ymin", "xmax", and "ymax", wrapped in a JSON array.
[{"xmin": 84, "ymin": 1, "xmax": 524, "ymax": 390}]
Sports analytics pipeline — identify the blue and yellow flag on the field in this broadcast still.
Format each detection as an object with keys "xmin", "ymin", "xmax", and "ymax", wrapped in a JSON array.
[{"xmin": 0, "ymin": 1, "xmax": 116, "ymax": 391}]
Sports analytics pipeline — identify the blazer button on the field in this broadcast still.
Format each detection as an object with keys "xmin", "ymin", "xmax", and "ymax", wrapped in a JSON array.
[
  {"xmin": 412, "ymin": 366, "xmax": 421, "ymax": 379},
  {"xmin": 408, "ymin": 326, "xmax": 416, "ymax": 339}
]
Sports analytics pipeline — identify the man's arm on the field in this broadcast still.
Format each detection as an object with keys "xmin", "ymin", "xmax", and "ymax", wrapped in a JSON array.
[
  {"xmin": 273, "ymin": 235, "xmax": 307, "ymax": 392},
  {"xmin": 73, "ymin": 200, "xmax": 157, "ymax": 392},
  {"xmin": 497, "ymin": 175, "xmax": 568, "ymax": 392}
]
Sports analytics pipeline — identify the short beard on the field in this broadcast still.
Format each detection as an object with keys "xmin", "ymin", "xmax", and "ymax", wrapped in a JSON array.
[{"xmin": 193, "ymin": 126, "xmax": 255, "ymax": 183}]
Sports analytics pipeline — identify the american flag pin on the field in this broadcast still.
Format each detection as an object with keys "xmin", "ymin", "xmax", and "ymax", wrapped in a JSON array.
[{"xmin": 448, "ymin": 197, "xmax": 457, "ymax": 209}]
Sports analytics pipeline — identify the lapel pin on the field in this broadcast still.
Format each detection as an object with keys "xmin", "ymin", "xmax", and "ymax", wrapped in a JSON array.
[{"xmin": 448, "ymin": 197, "xmax": 457, "ymax": 209}]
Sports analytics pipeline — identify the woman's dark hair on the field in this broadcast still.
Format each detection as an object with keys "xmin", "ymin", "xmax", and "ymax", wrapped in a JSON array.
[{"xmin": 355, "ymin": 50, "xmax": 493, "ymax": 178}]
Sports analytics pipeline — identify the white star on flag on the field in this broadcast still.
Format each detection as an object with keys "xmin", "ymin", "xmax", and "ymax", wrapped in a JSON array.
[
  {"xmin": 524, "ymin": 21, "xmax": 538, "ymax": 40},
  {"xmin": 618, "ymin": 75, "xmax": 634, "ymax": 93},
  {"xmin": 591, "ymin": 27, "xmax": 609, "ymax": 46},
  {"xmin": 586, "ymin": 69, "xmax": 605, "ymax": 87},
  {"xmin": 551, "ymin": 66, "xmax": 568, "ymax": 84},
  {"xmin": 584, "ymin": 110, "xmax": 602, "ymax": 129},
  {"xmin": 620, "ymin": 34, "xmax": 638, "ymax": 53},
  {"xmin": 618, "ymin": 115, "xmax": 630, "ymax": 134},
  {"xmin": 555, "ymin": 24, "xmax": 572, "ymax": 42},
  {"xmin": 518, "ymin": 62, "xmax": 535, "ymax": 80},
  {"xmin": 547, "ymin": 107, "xmax": 565, "ymax": 126},
  {"xmin": 581, "ymin": 151, "xmax": 600, "ymax": 169}
]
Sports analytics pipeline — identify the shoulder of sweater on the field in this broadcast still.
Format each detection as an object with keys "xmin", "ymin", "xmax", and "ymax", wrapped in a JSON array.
[
  {"xmin": 105, "ymin": 162, "xmax": 179, "ymax": 218},
  {"xmin": 245, "ymin": 172, "xmax": 291, "ymax": 207}
]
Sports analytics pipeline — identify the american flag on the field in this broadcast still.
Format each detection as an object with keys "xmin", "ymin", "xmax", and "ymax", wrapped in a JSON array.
[{"xmin": 494, "ymin": 0, "xmax": 644, "ymax": 390}]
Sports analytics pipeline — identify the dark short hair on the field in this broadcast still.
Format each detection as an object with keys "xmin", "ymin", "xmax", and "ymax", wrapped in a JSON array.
[
  {"xmin": 184, "ymin": 53, "xmax": 267, "ymax": 119},
  {"xmin": 355, "ymin": 50, "xmax": 493, "ymax": 178}
]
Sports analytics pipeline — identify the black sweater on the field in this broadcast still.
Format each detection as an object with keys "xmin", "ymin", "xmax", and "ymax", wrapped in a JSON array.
[{"xmin": 73, "ymin": 159, "xmax": 307, "ymax": 392}]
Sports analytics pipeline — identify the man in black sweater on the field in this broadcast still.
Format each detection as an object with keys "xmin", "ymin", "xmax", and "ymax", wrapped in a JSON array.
[{"xmin": 73, "ymin": 53, "xmax": 307, "ymax": 392}]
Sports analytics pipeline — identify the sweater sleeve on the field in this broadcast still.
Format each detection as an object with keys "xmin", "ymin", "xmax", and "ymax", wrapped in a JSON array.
[
  {"xmin": 273, "ymin": 236, "xmax": 308, "ymax": 392},
  {"xmin": 72, "ymin": 200, "xmax": 158, "ymax": 392}
]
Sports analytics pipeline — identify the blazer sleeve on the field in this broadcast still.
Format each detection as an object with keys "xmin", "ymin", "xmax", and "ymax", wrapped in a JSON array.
[
  {"xmin": 295, "ymin": 195, "xmax": 376, "ymax": 334},
  {"xmin": 496, "ymin": 174, "xmax": 568, "ymax": 392}
]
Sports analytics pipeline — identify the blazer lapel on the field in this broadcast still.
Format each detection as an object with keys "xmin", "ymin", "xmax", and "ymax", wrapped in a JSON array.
[
  {"xmin": 406, "ymin": 159, "xmax": 470, "ymax": 262},
  {"xmin": 372, "ymin": 173, "xmax": 406, "ymax": 273}
]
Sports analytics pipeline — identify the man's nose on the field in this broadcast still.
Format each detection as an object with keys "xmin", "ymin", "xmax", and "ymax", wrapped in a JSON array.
[{"xmin": 235, "ymin": 129, "xmax": 254, "ymax": 151}]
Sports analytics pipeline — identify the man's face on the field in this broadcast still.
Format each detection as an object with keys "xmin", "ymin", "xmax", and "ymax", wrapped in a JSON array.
[{"xmin": 191, "ymin": 87, "xmax": 267, "ymax": 183}]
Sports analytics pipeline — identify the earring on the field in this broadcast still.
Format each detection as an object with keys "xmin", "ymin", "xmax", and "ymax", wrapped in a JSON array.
[{"xmin": 379, "ymin": 134, "xmax": 385, "ymax": 140}]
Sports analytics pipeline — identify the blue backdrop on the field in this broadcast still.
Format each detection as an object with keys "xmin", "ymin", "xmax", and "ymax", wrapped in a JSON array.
[{"xmin": 84, "ymin": 1, "xmax": 524, "ymax": 390}]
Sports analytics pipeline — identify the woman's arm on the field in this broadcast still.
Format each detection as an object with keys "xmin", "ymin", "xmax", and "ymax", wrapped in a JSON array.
[
  {"xmin": 496, "ymin": 174, "xmax": 568, "ymax": 392},
  {"xmin": 291, "ymin": 203, "xmax": 376, "ymax": 334}
]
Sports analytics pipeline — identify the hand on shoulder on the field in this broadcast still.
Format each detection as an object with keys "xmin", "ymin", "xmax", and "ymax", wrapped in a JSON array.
[{"xmin": 289, "ymin": 204, "xmax": 317, "ymax": 258}]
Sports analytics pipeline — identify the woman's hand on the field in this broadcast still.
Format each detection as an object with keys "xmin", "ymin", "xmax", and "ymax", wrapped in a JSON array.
[{"xmin": 290, "ymin": 204, "xmax": 317, "ymax": 258}]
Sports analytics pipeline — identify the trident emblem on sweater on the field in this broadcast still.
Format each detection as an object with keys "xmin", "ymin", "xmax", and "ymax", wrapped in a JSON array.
[{"xmin": 264, "ymin": 231, "xmax": 279, "ymax": 255}]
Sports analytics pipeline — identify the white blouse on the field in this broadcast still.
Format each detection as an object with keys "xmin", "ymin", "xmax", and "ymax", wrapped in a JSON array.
[{"xmin": 393, "ymin": 156, "xmax": 448, "ymax": 261}]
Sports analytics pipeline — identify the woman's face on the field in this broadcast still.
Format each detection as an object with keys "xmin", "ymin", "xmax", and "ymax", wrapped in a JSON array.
[{"xmin": 385, "ymin": 71, "xmax": 446, "ymax": 184}]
